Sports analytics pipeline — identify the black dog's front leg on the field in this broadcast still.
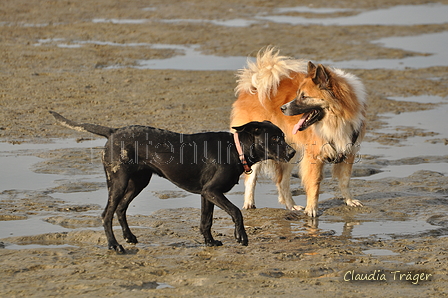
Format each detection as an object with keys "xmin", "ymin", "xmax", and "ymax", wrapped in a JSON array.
[
  {"xmin": 201, "ymin": 189, "xmax": 248, "ymax": 246},
  {"xmin": 200, "ymin": 195, "xmax": 222, "ymax": 246}
]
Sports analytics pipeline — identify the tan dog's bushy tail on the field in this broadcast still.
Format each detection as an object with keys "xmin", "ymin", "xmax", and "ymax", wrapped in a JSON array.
[{"xmin": 235, "ymin": 46, "xmax": 307, "ymax": 106}]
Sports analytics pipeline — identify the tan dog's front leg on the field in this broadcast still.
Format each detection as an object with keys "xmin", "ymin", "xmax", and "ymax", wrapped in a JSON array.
[
  {"xmin": 300, "ymin": 154, "xmax": 324, "ymax": 217},
  {"xmin": 242, "ymin": 163, "xmax": 260, "ymax": 209},
  {"xmin": 332, "ymin": 153, "xmax": 363, "ymax": 207}
]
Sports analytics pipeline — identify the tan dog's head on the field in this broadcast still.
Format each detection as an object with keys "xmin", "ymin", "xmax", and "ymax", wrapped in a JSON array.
[{"xmin": 281, "ymin": 61, "xmax": 360, "ymax": 134}]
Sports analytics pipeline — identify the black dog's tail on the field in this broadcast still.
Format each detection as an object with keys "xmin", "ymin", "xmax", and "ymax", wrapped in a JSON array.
[{"xmin": 50, "ymin": 111, "xmax": 116, "ymax": 138}]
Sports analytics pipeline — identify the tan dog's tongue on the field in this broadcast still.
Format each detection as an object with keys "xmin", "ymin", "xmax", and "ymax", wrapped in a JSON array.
[{"xmin": 292, "ymin": 117, "xmax": 306, "ymax": 135}]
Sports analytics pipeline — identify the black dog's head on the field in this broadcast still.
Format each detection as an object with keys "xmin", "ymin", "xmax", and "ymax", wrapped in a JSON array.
[{"xmin": 232, "ymin": 121, "xmax": 296, "ymax": 163}]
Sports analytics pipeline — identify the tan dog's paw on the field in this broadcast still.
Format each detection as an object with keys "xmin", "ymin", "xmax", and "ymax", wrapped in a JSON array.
[
  {"xmin": 290, "ymin": 205, "xmax": 304, "ymax": 211},
  {"xmin": 243, "ymin": 204, "xmax": 256, "ymax": 210},
  {"xmin": 346, "ymin": 199, "xmax": 363, "ymax": 207},
  {"xmin": 304, "ymin": 206, "xmax": 319, "ymax": 217}
]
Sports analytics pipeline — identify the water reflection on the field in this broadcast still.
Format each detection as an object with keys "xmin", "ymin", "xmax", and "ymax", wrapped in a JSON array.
[{"xmin": 290, "ymin": 217, "xmax": 441, "ymax": 240}]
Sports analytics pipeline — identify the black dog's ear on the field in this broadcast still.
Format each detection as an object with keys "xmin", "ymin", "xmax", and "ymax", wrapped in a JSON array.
[
  {"xmin": 232, "ymin": 122, "xmax": 262, "ymax": 135},
  {"xmin": 232, "ymin": 124, "xmax": 246, "ymax": 133}
]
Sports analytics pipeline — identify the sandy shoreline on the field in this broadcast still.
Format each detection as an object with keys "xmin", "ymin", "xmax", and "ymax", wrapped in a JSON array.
[{"xmin": 1, "ymin": 0, "xmax": 448, "ymax": 296}]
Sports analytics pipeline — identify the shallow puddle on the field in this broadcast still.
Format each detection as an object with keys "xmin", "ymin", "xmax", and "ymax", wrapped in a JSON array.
[
  {"xmin": 259, "ymin": 4, "xmax": 448, "ymax": 26},
  {"xmin": 0, "ymin": 217, "xmax": 70, "ymax": 239},
  {"xmin": 35, "ymin": 39, "xmax": 252, "ymax": 71},
  {"xmin": 93, "ymin": 17, "xmax": 259, "ymax": 28},
  {"xmin": 361, "ymin": 163, "xmax": 448, "ymax": 180},
  {"xmin": 5, "ymin": 243, "xmax": 76, "ymax": 250},
  {"xmin": 325, "ymin": 31, "xmax": 448, "ymax": 69},
  {"xmin": 363, "ymin": 249, "xmax": 399, "ymax": 256},
  {"xmin": 275, "ymin": 7, "xmax": 352, "ymax": 14},
  {"xmin": 132, "ymin": 44, "xmax": 252, "ymax": 71},
  {"xmin": 0, "ymin": 139, "xmax": 104, "ymax": 191},
  {"xmin": 389, "ymin": 95, "xmax": 446, "ymax": 104},
  {"xmin": 158, "ymin": 18, "xmax": 259, "ymax": 28},
  {"xmin": 361, "ymin": 102, "xmax": 448, "ymax": 162},
  {"xmin": 92, "ymin": 18, "xmax": 148, "ymax": 25}
]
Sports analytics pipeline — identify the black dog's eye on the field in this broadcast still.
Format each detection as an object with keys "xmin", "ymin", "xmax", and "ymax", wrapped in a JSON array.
[{"xmin": 271, "ymin": 136, "xmax": 280, "ymax": 142}]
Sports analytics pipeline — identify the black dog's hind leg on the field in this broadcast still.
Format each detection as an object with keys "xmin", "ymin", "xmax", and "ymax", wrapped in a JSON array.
[
  {"xmin": 116, "ymin": 171, "xmax": 152, "ymax": 245},
  {"xmin": 202, "ymin": 188, "xmax": 248, "ymax": 246},
  {"xmin": 200, "ymin": 195, "xmax": 222, "ymax": 246},
  {"xmin": 102, "ymin": 173, "xmax": 129, "ymax": 253}
]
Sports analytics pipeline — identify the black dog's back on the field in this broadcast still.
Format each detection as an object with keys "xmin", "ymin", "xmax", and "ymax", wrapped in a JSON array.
[
  {"xmin": 51, "ymin": 111, "xmax": 242, "ymax": 194},
  {"xmin": 104, "ymin": 125, "xmax": 241, "ymax": 194}
]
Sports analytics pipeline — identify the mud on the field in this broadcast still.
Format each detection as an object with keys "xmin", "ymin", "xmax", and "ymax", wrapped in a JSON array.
[{"xmin": 1, "ymin": 0, "xmax": 448, "ymax": 297}]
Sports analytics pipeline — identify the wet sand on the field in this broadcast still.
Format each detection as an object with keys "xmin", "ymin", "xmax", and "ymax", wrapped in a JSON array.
[{"xmin": 1, "ymin": 0, "xmax": 448, "ymax": 296}]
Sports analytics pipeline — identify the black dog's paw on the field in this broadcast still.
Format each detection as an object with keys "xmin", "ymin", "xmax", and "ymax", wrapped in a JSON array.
[
  {"xmin": 237, "ymin": 238, "xmax": 248, "ymax": 246},
  {"xmin": 205, "ymin": 239, "xmax": 223, "ymax": 247},
  {"xmin": 239, "ymin": 239, "xmax": 249, "ymax": 246},
  {"xmin": 109, "ymin": 244, "xmax": 126, "ymax": 254},
  {"xmin": 235, "ymin": 230, "xmax": 248, "ymax": 246},
  {"xmin": 124, "ymin": 234, "xmax": 138, "ymax": 244}
]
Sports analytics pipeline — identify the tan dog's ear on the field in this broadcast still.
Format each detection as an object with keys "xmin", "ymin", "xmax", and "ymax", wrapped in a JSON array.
[
  {"xmin": 312, "ymin": 64, "xmax": 330, "ymax": 90},
  {"xmin": 307, "ymin": 61, "xmax": 317, "ymax": 78}
]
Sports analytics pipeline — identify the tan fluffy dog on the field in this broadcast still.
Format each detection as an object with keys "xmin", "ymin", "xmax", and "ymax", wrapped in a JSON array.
[{"xmin": 230, "ymin": 47, "xmax": 367, "ymax": 217}]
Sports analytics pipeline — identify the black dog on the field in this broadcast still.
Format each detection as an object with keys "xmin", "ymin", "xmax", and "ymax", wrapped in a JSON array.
[{"xmin": 50, "ymin": 111, "xmax": 295, "ymax": 252}]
